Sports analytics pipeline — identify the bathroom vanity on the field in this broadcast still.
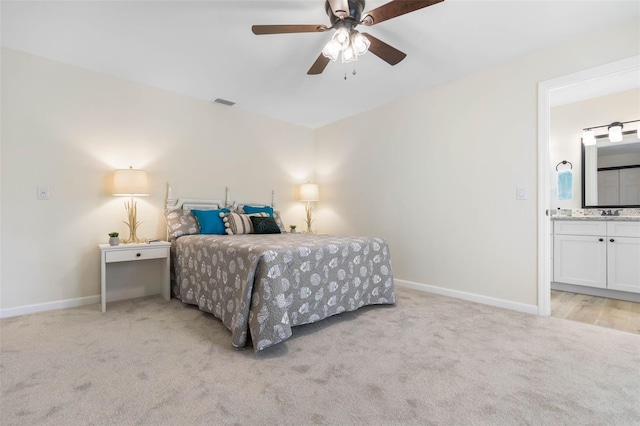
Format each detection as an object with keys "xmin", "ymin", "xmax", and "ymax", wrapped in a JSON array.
[{"xmin": 552, "ymin": 217, "xmax": 640, "ymax": 300}]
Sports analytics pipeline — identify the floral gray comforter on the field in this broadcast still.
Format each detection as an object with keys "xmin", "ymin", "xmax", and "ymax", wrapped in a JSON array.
[{"xmin": 171, "ymin": 233, "xmax": 395, "ymax": 351}]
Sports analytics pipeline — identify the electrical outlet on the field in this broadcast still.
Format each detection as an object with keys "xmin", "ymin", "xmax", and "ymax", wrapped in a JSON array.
[{"xmin": 37, "ymin": 186, "xmax": 49, "ymax": 200}]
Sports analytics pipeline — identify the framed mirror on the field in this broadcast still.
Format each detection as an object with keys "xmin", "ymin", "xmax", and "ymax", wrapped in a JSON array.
[{"xmin": 581, "ymin": 130, "xmax": 640, "ymax": 208}]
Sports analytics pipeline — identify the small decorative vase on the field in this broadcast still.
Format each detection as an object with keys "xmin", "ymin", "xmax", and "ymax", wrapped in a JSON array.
[
  {"xmin": 109, "ymin": 237, "xmax": 120, "ymax": 246},
  {"xmin": 290, "ymin": 229, "xmax": 296, "ymax": 233}
]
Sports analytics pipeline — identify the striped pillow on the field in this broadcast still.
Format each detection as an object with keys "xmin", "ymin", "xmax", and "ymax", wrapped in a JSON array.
[{"xmin": 221, "ymin": 212, "xmax": 269, "ymax": 235}]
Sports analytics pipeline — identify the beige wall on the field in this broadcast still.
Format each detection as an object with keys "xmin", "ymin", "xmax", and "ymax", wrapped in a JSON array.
[
  {"xmin": 314, "ymin": 18, "xmax": 639, "ymax": 307},
  {"xmin": 0, "ymin": 48, "xmax": 315, "ymax": 311},
  {"xmin": 1, "ymin": 17, "xmax": 639, "ymax": 313},
  {"xmin": 550, "ymin": 89, "xmax": 640, "ymax": 210}
]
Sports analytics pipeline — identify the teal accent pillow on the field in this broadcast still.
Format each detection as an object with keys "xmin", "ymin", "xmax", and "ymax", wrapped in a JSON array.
[
  {"xmin": 242, "ymin": 205, "xmax": 274, "ymax": 217},
  {"xmin": 250, "ymin": 216, "xmax": 281, "ymax": 234},
  {"xmin": 192, "ymin": 209, "xmax": 230, "ymax": 235}
]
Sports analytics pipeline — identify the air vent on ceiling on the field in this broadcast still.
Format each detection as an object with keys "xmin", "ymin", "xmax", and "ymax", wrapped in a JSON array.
[{"xmin": 212, "ymin": 98, "xmax": 236, "ymax": 107}]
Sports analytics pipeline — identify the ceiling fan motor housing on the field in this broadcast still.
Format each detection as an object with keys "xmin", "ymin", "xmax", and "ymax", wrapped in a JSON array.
[{"xmin": 326, "ymin": 0, "xmax": 366, "ymax": 27}]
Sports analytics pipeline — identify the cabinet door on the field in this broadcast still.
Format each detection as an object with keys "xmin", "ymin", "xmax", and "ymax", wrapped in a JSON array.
[
  {"xmin": 607, "ymin": 237, "xmax": 640, "ymax": 293},
  {"xmin": 554, "ymin": 234, "xmax": 607, "ymax": 288}
]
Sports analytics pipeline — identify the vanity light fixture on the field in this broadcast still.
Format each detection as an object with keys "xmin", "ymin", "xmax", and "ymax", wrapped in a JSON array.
[{"xmin": 582, "ymin": 119, "xmax": 640, "ymax": 145}]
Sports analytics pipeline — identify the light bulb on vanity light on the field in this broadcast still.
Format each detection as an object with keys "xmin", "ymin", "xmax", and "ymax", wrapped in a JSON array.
[
  {"xmin": 582, "ymin": 129, "xmax": 596, "ymax": 146},
  {"xmin": 608, "ymin": 122, "xmax": 623, "ymax": 142}
]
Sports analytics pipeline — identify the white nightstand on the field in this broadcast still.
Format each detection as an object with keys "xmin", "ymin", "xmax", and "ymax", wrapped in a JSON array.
[{"xmin": 99, "ymin": 242, "xmax": 171, "ymax": 312}]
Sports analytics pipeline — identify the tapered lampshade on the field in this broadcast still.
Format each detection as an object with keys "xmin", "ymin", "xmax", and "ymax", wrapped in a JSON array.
[
  {"xmin": 113, "ymin": 167, "xmax": 149, "ymax": 196},
  {"xmin": 299, "ymin": 183, "xmax": 319, "ymax": 202}
]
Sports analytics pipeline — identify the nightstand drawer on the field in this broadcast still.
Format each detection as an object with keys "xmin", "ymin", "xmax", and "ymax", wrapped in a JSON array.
[{"xmin": 105, "ymin": 247, "xmax": 169, "ymax": 263}]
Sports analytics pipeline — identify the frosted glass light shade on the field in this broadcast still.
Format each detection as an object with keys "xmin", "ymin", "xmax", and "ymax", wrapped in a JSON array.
[
  {"xmin": 351, "ymin": 32, "xmax": 370, "ymax": 55},
  {"xmin": 322, "ymin": 38, "xmax": 340, "ymax": 61},
  {"xmin": 335, "ymin": 28, "xmax": 350, "ymax": 48},
  {"xmin": 299, "ymin": 183, "xmax": 319, "ymax": 202},
  {"xmin": 342, "ymin": 46, "xmax": 356, "ymax": 63},
  {"xmin": 608, "ymin": 122, "xmax": 623, "ymax": 142},
  {"xmin": 113, "ymin": 167, "xmax": 149, "ymax": 196},
  {"xmin": 582, "ymin": 129, "xmax": 596, "ymax": 146}
]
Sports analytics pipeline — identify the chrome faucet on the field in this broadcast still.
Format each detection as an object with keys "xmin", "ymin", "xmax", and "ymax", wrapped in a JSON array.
[{"xmin": 601, "ymin": 209, "xmax": 621, "ymax": 216}]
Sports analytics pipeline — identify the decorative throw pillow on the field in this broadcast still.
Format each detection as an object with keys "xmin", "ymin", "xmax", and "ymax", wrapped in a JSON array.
[
  {"xmin": 250, "ymin": 216, "xmax": 281, "ymax": 234},
  {"xmin": 273, "ymin": 211, "xmax": 287, "ymax": 233},
  {"xmin": 221, "ymin": 212, "xmax": 269, "ymax": 235},
  {"xmin": 241, "ymin": 205, "xmax": 274, "ymax": 217},
  {"xmin": 192, "ymin": 209, "xmax": 230, "ymax": 235},
  {"xmin": 164, "ymin": 209, "xmax": 199, "ymax": 240}
]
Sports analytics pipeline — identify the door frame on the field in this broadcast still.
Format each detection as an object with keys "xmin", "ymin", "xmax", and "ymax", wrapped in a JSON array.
[{"xmin": 537, "ymin": 55, "xmax": 640, "ymax": 316}]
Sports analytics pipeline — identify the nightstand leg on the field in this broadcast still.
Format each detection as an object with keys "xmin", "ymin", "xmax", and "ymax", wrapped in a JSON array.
[
  {"xmin": 162, "ymin": 255, "xmax": 170, "ymax": 301},
  {"xmin": 101, "ymin": 251, "xmax": 107, "ymax": 312}
]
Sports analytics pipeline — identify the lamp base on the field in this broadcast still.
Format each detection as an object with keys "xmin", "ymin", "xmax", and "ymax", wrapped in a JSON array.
[
  {"xmin": 122, "ymin": 197, "xmax": 145, "ymax": 244},
  {"xmin": 305, "ymin": 202, "xmax": 314, "ymax": 233},
  {"xmin": 122, "ymin": 236, "xmax": 147, "ymax": 244}
]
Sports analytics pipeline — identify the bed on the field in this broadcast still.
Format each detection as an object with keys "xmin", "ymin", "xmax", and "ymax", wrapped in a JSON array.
[{"xmin": 165, "ymin": 185, "xmax": 395, "ymax": 352}]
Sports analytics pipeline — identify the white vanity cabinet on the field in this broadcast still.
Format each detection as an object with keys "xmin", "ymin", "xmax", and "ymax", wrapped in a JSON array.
[
  {"xmin": 607, "ymin": 222, "xmax": 640, "ymax": 293},
  {"xmin": 553, "ymin": 221, "xmax": 607, "ymax": 289},
  {"xmin": 553, "ymin": 220, "xmax": 640, "ymax": 294}
]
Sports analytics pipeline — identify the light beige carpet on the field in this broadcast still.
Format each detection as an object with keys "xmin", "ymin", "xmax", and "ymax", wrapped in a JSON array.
[{"xmin": 1, "ymin": 286, "xmax": 639, "ymax": 425}]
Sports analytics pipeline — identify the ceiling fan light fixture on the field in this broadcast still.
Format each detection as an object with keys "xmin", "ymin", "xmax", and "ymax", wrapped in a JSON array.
[
  {"xmin": 342, "ymin": 45, "xmax": 356, "ymax": 63},
  {"xmin": 351, "ymin": 31, "xmax": 370, "ymax": 55},
  {"xmin": 322, "ymin": 38, "xmax": 341, "ymax": 61},
  {"xmin": 334, "ymin": 28, "xmax": 350, "ymax": 48},
  {"xmin": 322, "ymin": 28, "xmax": 369, "ymax": 63}
]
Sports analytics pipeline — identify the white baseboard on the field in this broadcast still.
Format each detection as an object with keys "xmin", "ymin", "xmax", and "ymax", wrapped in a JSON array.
[
  {"xmin": 1, "ymin": 280, "xmax": 539, "ymax": 319},
  {"xmin": 395, "ymin": 279, "xmax": 539, "ymax": 315},
  {"xmin": 0, "ymin": 295, "xmax": 101, "ymax": 319}
]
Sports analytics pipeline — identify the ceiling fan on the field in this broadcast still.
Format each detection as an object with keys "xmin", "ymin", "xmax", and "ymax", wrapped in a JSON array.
[{"xmin": 252, "ymin": 0, "xmax": 444, "ymax": 75}]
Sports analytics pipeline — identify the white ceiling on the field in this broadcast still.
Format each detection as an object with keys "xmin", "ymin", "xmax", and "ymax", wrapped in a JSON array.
[{"xmin": 2, "ymin": 0, "xmax": 639, "ymax": 128}]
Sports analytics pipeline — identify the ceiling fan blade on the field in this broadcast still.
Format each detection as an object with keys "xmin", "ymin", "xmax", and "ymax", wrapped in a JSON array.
[
  {"xmin": 361, "ymin": 33, "xmax": 406, "ymax": 65},
  {"xmin": 307, "ymin": 54, "xmax": 331, "ymax": 75},
  {"xmin": 252, "ymin": 24, "xmax": 329, "ymax": 35},
  {"xmin": 361, "ymin": 0, "xmax": 444, "ymax": 26},
  {"xmin": 327, "ymin": 0, "xmax": 350, "ymax": 19}
]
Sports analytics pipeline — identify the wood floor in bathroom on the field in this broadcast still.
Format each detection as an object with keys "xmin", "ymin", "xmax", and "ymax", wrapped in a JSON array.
[{"xmin": 551, "ymin": 290, "xmax": 640, "ymax": 335}]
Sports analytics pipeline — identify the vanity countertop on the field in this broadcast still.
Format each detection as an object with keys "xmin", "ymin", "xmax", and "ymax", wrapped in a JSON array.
[{"xmin": 552, "ymin": 216, "xmax": 640, "ymax": 221}]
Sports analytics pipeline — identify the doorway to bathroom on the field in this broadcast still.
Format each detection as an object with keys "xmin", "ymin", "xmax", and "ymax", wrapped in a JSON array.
[{"xmin": 537, "ymin": 56, "xmax": 640, "ymax": 334}]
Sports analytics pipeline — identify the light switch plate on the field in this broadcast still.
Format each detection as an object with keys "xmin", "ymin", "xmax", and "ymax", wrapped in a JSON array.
[{"xmin": 516, "ymin": 186, "xmax": 527, "ymax": 200}]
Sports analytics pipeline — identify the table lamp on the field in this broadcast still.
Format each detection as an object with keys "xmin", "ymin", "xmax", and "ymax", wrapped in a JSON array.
[
  {"xmin": 112, "ymin": 166, "xmax": 149, "ymax": 243},
  {"xmin": 299, "ymin": 183, "xmax": 319, "ymax": 233}
]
